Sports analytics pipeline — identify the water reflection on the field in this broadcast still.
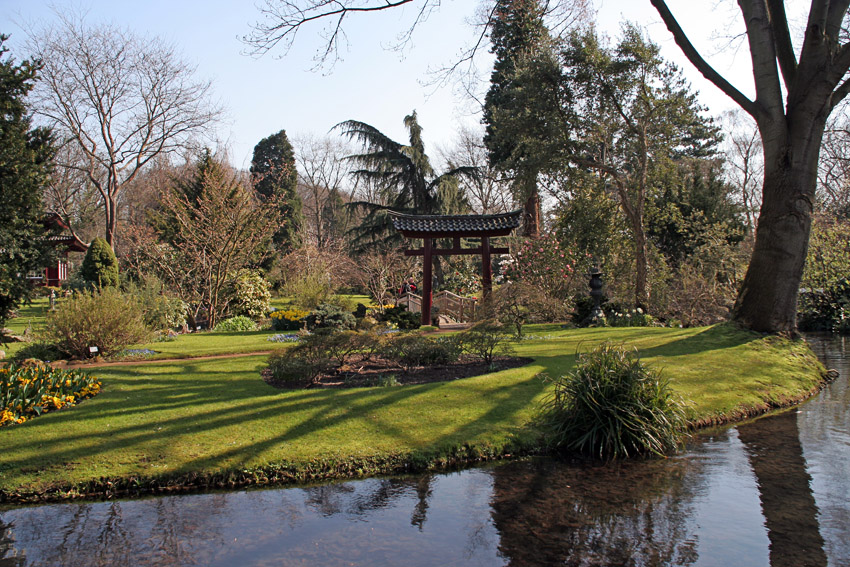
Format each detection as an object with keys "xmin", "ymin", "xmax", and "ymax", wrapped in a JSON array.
[
  {"xmin": 490, "ymin": 457, "xmax": 701, "ymax": 566},
  {"xmin": 738, "ymin": 411, "xmax": 827, "ymax": 567},
  {"xmin": 0, "ymin": 336, "xmax": 847, "ymax": 567}
]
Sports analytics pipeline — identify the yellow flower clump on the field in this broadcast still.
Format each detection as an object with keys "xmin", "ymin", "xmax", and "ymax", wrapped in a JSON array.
[
  {"xmin": 270, "ymin": 308, "xmax": 310, "ymax": 322},
  {"xmin": 1, "ymin": 364, "xmax": 101, "ymax": 427}
]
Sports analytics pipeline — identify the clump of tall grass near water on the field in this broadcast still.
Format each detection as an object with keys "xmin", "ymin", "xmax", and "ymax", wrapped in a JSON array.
[{"xmin": 540, "ymin": 342, "xmax": 687, "ymax": 460}]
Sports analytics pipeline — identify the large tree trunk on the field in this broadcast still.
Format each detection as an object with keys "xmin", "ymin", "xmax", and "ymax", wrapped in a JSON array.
[
  {"xmin": 104, "ymin": 196, "xmax": 117, "ymax": 247},
  {"xmin": 520, "ymin": 176, "xmax": 541, "ymax": 238},
  {"xmin": 633, "ymin": 225, "xmax": 649, "ymax": 309},
  {"xmin": 732, "ymin": 109, "xmax": 825, "ymax": 333}
]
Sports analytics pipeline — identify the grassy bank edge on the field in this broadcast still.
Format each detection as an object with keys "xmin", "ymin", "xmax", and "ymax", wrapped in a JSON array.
[{"xmin": 0, "ymin": 327, "xmax": 833, "ymax": 506}]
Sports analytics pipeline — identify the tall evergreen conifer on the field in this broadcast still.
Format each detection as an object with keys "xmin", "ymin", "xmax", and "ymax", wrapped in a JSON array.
[
  {"xmin": 0, "ymin": 36, "xmax": 54, "ymax": 327},
  {"xmin": 483, "ymin": 0, "xmax": 557, "ymax": 237},
  {"xmin": 250, "ymin": 130, "xmax": 303, "ymax": 253}
]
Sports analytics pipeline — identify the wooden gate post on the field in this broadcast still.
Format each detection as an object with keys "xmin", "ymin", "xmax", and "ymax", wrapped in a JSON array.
[
  {"xmin": 422, "ymin": 237, "xmax": 433, "ymax": 325},
  {"xmin": 482, "ymin": 236, "xmax": 492, "ymax": 300}
]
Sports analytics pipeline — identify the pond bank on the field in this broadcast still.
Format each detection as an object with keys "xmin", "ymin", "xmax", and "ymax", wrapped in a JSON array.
[{"xmin": 0, "ymin": 324, "xmax": 830, "ymax": 504}]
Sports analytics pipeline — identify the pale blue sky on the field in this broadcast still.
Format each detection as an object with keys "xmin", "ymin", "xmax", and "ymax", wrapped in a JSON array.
[{"xmin": 1, "ymin": 1, "xmax": 758, "ymax": 168}]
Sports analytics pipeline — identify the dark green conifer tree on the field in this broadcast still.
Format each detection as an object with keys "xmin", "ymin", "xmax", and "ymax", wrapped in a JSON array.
[
  {"xmin": 250, "ymin": 130, "xmax": 303, "ymax": 253},
  {"xmin": 80, "ymin": 237, "xmax": 119, "ymax": 287},
  {"xmin": 336, "ymin": 111, "xmax": 477, "ymax": 252},
  {"xmin": 483, "ymin": 0, "xmax": 561, "ymax": 237},
  {"xmin": 0, "ymin": 35, "xmax": 54, "ymax": 328}
]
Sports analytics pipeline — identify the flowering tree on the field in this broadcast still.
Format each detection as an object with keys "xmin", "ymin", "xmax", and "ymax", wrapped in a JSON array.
[{"xmin": 499, "ymin": 234, "xmax": 590, "ymax": 299}]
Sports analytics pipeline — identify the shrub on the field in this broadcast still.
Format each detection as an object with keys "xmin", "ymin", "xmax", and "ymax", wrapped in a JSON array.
[
  {"xmin": 317, "ymin": 330, "xmax": 367, "ymax": 365},
  {"xmin": 376, "ymin": 305, "xmax": 420, "ymax": 330},
  {"xmin": 457, "ymin": 320, "xmax": 514, "ymax": 365},
  {"xmin": 353, "ymin": 303, "xmax": 368, "ymax": 319},
  {"xmin": 270, "ymin": 308, "xmax": 310, "ymax": 331},
  {"xmin": 379, "ymin": 333, "xmax": 459, "ymax": 371},
  {"xmin": 80, "ymin": 237, "xmax": 119, "ymax": 288},
  {"xmin": 499, "ymin": 234, "xmax": 590, "ymax": 300},
  {"xmin": 229, "ymin": 270, "xmax": 271, "ymax": 320},
  {"xmin": 367, "ymin": 374, "xmax": 400, "ymax": 387},
  {"xmin": 127, "ymin": 276, "xmax": 187, "ymax": 331},
  {"xmin": 605, "ymin": 306, "xmax": 655, "ymax": 327},
  {"xmin": 304, "ymin": 303, "xmax": 357, "ymax": 332},
  {"xmin": 41, "ymin": 287, "xmax": 151, "ymax": 358},
  {"xmin": 10, "ymin": 340, "xmax": 63, "ymax": 363},
  {"xmin": 571, "ymin": 293, "xmax": 609, "ymax": 327},
  {"xmin": 539, "ymin": 343, "xmax": 687, "ymax": 460},
  {"xmin": 266, "ymin": 332, "xmax": 336, "ymax": 386},
  {"xmin": 213, "ymin": 315, "xmax": 257, "ymax": 332},
  {"xmin": 266, "ymin": 354, "xmax": 328, "ymax": 387},
  {"xmin": 798, "ymin": 278, "xmax": 850, "ymax": 333},
  {"xmin": 1, "ymin": 363, "xmax": 101, "ymax": 426}
]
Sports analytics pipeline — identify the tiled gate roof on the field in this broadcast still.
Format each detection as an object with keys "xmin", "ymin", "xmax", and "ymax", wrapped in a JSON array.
[{"xmin": 389, "ymin": 210, "xmax": 522, "ymax": 237}]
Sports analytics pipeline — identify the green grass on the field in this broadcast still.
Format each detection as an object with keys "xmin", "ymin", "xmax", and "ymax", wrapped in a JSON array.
[
  {"xmin": 2, "ymin": 295, "xmax": 374, "ymax": 360},
  {"xmin": 2, "ymin": 297, "xmax": 52, "ymax": 337},
  {"xmin": 0, "ymin": 323, "xmax": 826, "ymax": 500}
]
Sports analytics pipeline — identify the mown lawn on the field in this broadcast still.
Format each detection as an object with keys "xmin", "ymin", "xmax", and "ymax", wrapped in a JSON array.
[
  {"xmin": 1, "ymin": 295, "xmax": 374, "ymax": 360},
  {"xmin": 0, "ymin": 324, "xmax": 825, "ymax": 498}
]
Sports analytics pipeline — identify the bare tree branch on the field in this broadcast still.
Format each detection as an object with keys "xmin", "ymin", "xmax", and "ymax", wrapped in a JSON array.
[
  {"xmin": 766, "ymin": 0, "xmax": 798, "ymax": 89},
  {"xmin": 649, "ymin": 0, "xmax": 758, "ymax": 116},
  {"xmin": 27, "ymin": 11, "xmax": 222, "ymax": 247},
  {"xmin": 244, "ymin": 0, "xmax": 418, "ymax": 68}
]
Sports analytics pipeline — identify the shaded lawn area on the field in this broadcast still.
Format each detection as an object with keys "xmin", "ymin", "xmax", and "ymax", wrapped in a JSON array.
[{"xmin": 0, "ymin": 324, "xmax": 825, "ymax": 495}]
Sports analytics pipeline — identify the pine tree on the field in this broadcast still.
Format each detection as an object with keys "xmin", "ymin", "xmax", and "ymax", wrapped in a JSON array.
[
  {"xmin": 0, "ymin": 36, "xmax": 54, "ymax": 328},
  {"xmin": 337, "ymin": 111, "xmax": 477, "ymax": 252},
  {"xmin": 483, "ymin": 0, "xmax": 560, "ymax": 237},
  {"xmin": 250, "ymin": 130, "xmax": 303, "ymax": 253}
]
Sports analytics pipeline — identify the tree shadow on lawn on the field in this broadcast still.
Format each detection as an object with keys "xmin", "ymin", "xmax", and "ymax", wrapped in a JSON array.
[
  {"xmin": 1, "ymin": 359, "xmax": 552, "ymax": 487},
  {"xmin": 636, "ymin": 324, "xmax": 761, "ymax": 359}
]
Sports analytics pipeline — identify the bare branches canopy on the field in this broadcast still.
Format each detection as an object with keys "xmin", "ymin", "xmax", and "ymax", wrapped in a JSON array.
[{"xmin": 27, "ymin": 12, "xmax": 222, "ymax": 246}]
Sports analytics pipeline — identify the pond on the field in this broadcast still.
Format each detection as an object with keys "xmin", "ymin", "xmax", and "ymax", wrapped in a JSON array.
[{"xmin": 1, "ymin": 335, "xmax": 848, "ymax": 566}]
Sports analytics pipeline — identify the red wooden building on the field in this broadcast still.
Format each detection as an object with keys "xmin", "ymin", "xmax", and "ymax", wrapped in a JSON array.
[{"xmin": 31, "ymin": 213, "xmax": 88, "ymax": 286}]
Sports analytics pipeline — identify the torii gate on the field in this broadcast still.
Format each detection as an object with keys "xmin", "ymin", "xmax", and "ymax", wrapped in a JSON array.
[{"xmin": 389, "ymin": 210, "xmax": 523, "ymax": 326}]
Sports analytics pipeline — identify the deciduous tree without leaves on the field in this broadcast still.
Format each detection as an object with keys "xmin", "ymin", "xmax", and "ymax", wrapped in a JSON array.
[{"xmin": 27, "ymin": 13, "xmax": 221, "ymax": 247}]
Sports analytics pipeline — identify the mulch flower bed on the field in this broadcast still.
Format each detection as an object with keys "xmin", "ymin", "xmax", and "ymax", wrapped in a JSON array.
[{"xmin": 262, "ymin": 354, "xmax": 533, "ymax": 389}]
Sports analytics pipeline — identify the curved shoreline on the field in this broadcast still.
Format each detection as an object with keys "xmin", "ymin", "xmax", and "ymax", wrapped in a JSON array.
[{"xmin": 1, "ymin": 370, "xmax": 833, "ymax": 506}]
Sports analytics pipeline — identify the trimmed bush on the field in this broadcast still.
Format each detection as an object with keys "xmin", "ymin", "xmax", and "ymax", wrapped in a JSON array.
[
  {"xmin": 304, "ymin": 303, "xmax": 356, "ymax": 332},
  {"xmin": 213, "ymin": 315, "xmax": 257, "ymax": 332},
  {"xmin": 80, "ymin": 237, "xmax": 119, "ymax": 288},
  {"xmin": 379, "ymin": 333, "xmax": 460, "ymax": 371},
  {"xmin": 539, "ymin": 343, "xmax": 686, "ymax": 460},
  {"xmin": 41, "ymin": 287, "xmax": 151, "ymax": 358}
]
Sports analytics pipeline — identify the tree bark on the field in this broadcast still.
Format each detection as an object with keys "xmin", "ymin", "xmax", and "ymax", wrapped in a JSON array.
[
  {"xmin": 521, "ymin": 180, "xmax": 541, "ymax": 237},
  {"xmin": 649, "ymin": 0, "xmax": 850, "ymax": 333},
  {"xmin": 732, "ymin": 120, "xmax": 823, "ymax": 333}
]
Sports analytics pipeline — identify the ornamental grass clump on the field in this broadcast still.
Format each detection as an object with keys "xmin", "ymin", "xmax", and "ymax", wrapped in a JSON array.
[
  {"xmin": 540, "ymin": 343, "xmax": 687, "ymax": 460},
  {"xmin": 1, "ymin": 363, "xmax": 101, "ymax": 426}
]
